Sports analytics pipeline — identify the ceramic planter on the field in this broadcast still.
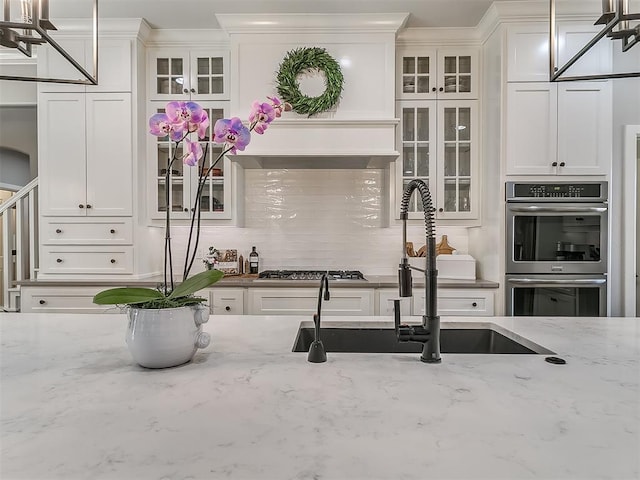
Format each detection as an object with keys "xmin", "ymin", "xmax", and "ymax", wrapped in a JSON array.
[{"xmin": 125, "ymin": 304, "xmax": 210, "ymax": 368}]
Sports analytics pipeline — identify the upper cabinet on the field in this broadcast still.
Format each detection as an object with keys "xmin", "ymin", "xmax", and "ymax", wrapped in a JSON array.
[
  {"xmin": 397, "ymin": 47, "xmax": 479, "ymax": 100},
  {"xmin": 506, "ymin": 23, "xmax": 612, "ymax": 82},
  {"xmin": 505, "ymin": 81, "xmax": 612, "ymax": 176},
  {"xmin": 148, "ymin": 48, "xmax": 229, "ymax": 101},
  {"xmin": 38, "ymin": 92, "xmax": 133, "ymax": 216}
]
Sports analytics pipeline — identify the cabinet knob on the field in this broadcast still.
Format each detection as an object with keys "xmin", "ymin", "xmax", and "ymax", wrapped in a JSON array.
[
  {"xmin": 55, "ymin": 229, "xmax": 62, "ymax": 234},
  {"xmin": 110, "ymin": 259, "xmax": 116, "ymax": 264},
  {"xmin": 39, "ymin": 299, "xmax": 46, "ymax": 305},
  {"xmin": 225, "ymin": 306, "xmax": 231, "ymax": 311},
  {"xmin": 190, "ymin": 88, "xmax": 196, "ymax": 93},
  {"xmin": 183, "ymin": 88, "xmax": 189, "ymax": 94},
  {"xmin": 439, "ymin": 87, "xmax": 444, "ymax": 92},
  {"xmin": 86, "ymin": 204, "xmax": 92, "ymax": 209},
  {"xmin": 438, "ymin": 207, "xmax": 444, "ymax": 212},
  {"xmin": 472, "ymin": 302, "xmax": 478, "ymax": 307},
  {"xmin": 559, "ymin": 162, "xmax": 565, "ymax": 167},
  {"xmin": 432, "ymin": 87, "xmax": 436, "ymax": 92},
  {"xmin": 56, "ymin": 258, "xmax": 63, "ymax": 263},
  {"xmin": 551, "ymin": 161, "xmax": 558, "ymax": 167},
  {"xmin": 110, "ymin": 229, "xmax": 116, "ymax": 234},
  {"xmin": 184, "ymin": 207, "xmax": 189, "ymax": 212},
  {"xmin": 78, "ymin": 204, "xmax": 84, "ymax": 208}
]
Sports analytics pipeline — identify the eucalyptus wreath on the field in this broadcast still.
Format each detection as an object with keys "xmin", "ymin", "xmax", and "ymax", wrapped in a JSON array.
[{"xmin": 276, "ymin": 47, "xmax": 344, "ymax": 117}]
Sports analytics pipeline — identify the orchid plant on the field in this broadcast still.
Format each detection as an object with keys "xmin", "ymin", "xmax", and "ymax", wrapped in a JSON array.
[{"xmin": 93, "ymin": 96, "xmax": 290, "ymax": 309}]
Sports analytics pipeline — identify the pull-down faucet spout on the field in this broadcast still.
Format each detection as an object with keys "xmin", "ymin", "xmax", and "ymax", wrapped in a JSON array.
[{"xmin": 395, "ymin": 179, "xmax": 441, "ymax": 363}]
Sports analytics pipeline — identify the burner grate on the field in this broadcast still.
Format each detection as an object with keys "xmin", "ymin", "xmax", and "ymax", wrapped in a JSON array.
[{"xmin": 258, "ymin": 270, "xmax": 366, "ymax": 280}]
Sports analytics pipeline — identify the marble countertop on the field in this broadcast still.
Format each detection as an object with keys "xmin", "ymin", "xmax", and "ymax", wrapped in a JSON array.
[
  {"xmin": 17, "ymin": 275, "xmax": 499, "ymax": 289},
  {"xmin": 1, "ymin": 313, "xmax": 638, "ymax": 480}
]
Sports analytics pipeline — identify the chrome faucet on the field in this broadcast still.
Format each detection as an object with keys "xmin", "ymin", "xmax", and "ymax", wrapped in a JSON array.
[
  {"xmin": 307, "ymin": 274, "xmax": 330, "ymax": 363},
  {"xmin": 394, "ymin": 179, "xmax": 441, "ymax": 363}
]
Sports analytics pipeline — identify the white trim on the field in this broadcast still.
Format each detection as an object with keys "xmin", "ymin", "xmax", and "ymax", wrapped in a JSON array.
[{"xmin": 623, "ymin": 125, "xmax": 640, "ymax": 316}]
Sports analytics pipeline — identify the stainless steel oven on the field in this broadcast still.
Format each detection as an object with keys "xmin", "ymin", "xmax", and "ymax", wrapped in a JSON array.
[
  {"xmin": 506, "ymin": 181, "xmax": 608, "ymax": 274},
  {"xmin": 506, "ymin": 274, "xmax": 607, "ymax": 316},
  {"xmin": 506, "ymin": 181, "xmax": 608, "ymax": 317}
]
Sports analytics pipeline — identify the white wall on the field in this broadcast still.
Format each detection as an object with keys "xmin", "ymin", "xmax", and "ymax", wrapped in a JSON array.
[{"xmin": 166, "ymin": 168, "xmax": 470, "ymax": 276}]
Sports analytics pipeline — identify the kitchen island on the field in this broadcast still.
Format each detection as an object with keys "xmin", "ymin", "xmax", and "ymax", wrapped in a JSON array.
[{"xmin": 1, "ymin": 313, "xmax": 638, "ymax": 480}]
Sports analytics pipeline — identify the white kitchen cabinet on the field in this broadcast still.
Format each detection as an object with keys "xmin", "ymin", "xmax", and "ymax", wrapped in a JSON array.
[
  {"xmin": 248, "ymin": 288, "xmax": 375, "ymax": 316},
  {"xmin": 148, "ymin": 48, "xmax": 229, "ymax": 101},
  {"xmin": 38, "ymin": 37, "xmax": 133, "ymax": 93},
  {"xmin": 412, "ymin": 289, "xmax": 495, "ymax": 316},
  {"xmin": 505, "ymin": 81, "xmax": 611, "ymax": 176},
  {"xmin": 397, "ymin": 47, "xmax": 479, "ymax": 100},
  {"xmin": 396, "ymin": 99, "xmax": 479, "ymax": 221},
  {"xmin": 147, "ymin": 101, "xmax": 233, "ymax": 220},
  {"xmin": 210, "ymin": 288, "xmax": 245, "ymax": 315},
  {"xmin": 40, "ymin": 245, "xmax": 134, "ymax": 275},
  {"xmin": 20, "ymin": 286, "xmax": 114, "ymax": 313},
  {"xmin": 506, "ymin": 23, "xmax": 612, "ymax": 82},
  {"xmin": 41, "ymin": 217, "xmax": 133, "ymax": 245},
  {"xmin": 376, "ymin": 289, "xmax": 411, "ymax": 316},
  {"xmin": 38, "ymin": 92, "xmax": 133, "ymax": 216}
]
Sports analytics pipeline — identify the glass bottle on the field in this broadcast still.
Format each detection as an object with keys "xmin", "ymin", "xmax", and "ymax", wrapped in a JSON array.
[{"xmin": 249, "ymin": 246, "xmax": 259, "ymax": 274}]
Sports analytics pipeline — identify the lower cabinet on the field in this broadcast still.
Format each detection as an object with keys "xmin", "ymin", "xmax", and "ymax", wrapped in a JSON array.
[
  {"xmin": 20, "ymin": 287, "xmax": 115, "ymax": 313},
  {"xmin": 247, "ymin": 288, "xmax": 375, "ymax": 316},
  {"xmin": 210, "ymin": 288, "xmax": 245, "ymax": 315},
  {"xmin": 377, "ymin": 288, "xmax": 495, "ymax": 316}
]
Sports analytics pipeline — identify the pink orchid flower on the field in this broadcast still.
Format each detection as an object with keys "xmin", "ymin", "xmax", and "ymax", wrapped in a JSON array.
[
  {"xmin": 149, "ymin": 113, "xmax": 176, "ymax": 138},
  {"xmin": 267, "ymin": 96, "xmax": 291, "ymax": 118},
  {"xmin": 182, "ymin": 139, "xmax": 203, "ymax": 166},
  {"xmin": 213, "ymin": 117, "xmax": 251, "ymax": 154},
  {"xmin": 193, "ymin": 109, "xmax": 209, "ymax": 140},
  {"xmin": 166, "ymin": 101, "xmax": 205, "ymax": 131},
  {"xmin": 249, "ymin": 101, "xmax": 276, "ymax": 134}
]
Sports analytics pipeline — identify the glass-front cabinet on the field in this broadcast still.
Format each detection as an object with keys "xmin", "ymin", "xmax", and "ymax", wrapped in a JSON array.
[
  {"xmin": 397, "ymin": 47, "xmax": 478, "ymax": 100},
  {"xmin": 148, "ymin": 48, "xmax": 229, "ymax": 101},
  {"xmin": 149, "ymin": 102, "xmax": 232, "ymax": 220},
  {"xmin": 397, "ymin": 99, "xmax": 478, "ymax": 221}
]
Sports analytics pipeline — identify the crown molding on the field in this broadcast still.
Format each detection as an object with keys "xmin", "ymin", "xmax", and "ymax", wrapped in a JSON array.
[
  {"xmin": 144, "ymin": 29, "xmax": 230, "ymax": 47},
  {"xmin": 215, "ymin": 13, "xmax": 409, "ymax": 35},
  {"xmin": 397, "ymin": 27, "xmax": 481, "ymax": 46}
]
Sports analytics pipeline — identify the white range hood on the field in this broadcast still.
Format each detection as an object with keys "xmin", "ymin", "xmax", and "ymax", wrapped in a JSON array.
[{"xmin": 216, "ymin": 13, "xmax": 407, "ymax": 168}]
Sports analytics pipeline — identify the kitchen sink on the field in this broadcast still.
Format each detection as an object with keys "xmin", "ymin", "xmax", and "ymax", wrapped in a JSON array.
[{"xmin": 292, "ymin": 322, "xmax": 554, "ymax": 355}]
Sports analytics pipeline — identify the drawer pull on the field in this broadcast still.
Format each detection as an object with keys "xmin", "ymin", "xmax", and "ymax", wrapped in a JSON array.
[
  {"xmin": 110, "ymin": 229, "xmax": 116, "ymax": 234},
  {"xmin": 56, "ymin": 258, "xmax": 63, "ymax": 263},
  {"xmin": 110, "ymin": 259, "xmax": 116, "ymax": 264},
  {"xmin": 55, "ymin": 229, "xmax": 62, "ymax": 234},
  {"xmin": 225, "ymin": 306, "xmax": 231, "ymax": 311},
  {"xmin": 39, "ymin": 299, "xmax": 46, "ymax": 305},
  {"xmin": 472, "ymin": 302, "xmax": 477, "ymax": 307}
]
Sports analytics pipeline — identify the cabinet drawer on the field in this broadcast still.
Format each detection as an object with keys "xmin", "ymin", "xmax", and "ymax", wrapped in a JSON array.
[
  {"xmin": 20, "ymin": 287, "xmax": 113, "ymax": 313},
  {"xmin": 40, "ymin": 246, "xmax": 134, "ymax": 274},
  {"xmin": 248, "ymin": 288, "xmax": 374, "ymax": 316},
  {"xmin": 376, "ymin": 289, "xmax": 411, "ymax": 316},
  {"xmin": 42, "ymin": 217, "xmax": 133, "ymax": 245},
  {"xmin": 412, "ymin": 289, "xmax": 495, "ymax": 316},
  {"xmin": 210, "ymin": 288, "xmax": 245, "ymax": 315}
]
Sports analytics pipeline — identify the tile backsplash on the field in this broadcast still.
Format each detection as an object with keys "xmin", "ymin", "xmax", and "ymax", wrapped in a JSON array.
[{"xmin": 169, "ymin": 169, "xmax": 470, "ymax": 275}]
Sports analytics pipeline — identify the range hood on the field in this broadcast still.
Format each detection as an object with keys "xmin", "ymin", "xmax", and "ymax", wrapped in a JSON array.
[
  {"xmin": 232, "ymin": 118, "xmax": 399, "ymax": 169},
  {"xmin": 217, "ymin": 13, "xmax": 407, "ymax": 169}
]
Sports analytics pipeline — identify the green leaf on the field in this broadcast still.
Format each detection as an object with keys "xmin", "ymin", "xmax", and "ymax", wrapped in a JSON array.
[
  {"xmin": 168, "ymin": 269, "xmax": 224, "ymax": 299},
  {"xmin": 93, "ymin": 287, "xmax": 164, "ymax": 305}
]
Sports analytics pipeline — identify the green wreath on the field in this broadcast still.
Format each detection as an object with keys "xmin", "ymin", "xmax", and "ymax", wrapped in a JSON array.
[{"xmin": 276, "ymin": 47, "xmax": 344, "ymax": 117}]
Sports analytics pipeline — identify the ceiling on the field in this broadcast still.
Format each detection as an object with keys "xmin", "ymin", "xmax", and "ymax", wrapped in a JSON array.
[{"xmin": 48, "ymin": 0, "xmax": 541, "ymax": 30}]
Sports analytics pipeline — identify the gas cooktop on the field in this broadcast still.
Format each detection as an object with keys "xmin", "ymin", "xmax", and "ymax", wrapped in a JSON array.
[{"xmin": 258, "ymin": 270, "xmax": 366, "ymax": 281}]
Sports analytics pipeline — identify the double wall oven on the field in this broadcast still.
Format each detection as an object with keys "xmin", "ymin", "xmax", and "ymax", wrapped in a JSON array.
[{"xmin": 505, "ymin": 181, "xmax": 608, "ymax": 316}]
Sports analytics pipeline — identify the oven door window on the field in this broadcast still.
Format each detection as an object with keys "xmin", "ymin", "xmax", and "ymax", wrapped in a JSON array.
[
  {"xmin": 513, "ymin": 286, "xmax": 602, "ymax": 316},
  {"xmin": 512, "ymin": 213, "xmax": 603, "ymax": 262}
]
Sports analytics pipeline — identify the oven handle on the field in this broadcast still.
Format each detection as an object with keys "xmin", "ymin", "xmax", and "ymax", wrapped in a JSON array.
[
  {"xmin": 509, "ymin": 278, "xmax": 607, "ymax": 286},
  {"xmin": 508, "ymin": 206, "xmax": 607, "ymax": 213}
]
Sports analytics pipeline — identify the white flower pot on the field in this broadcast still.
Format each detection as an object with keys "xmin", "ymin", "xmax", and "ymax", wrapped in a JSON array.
[{"xmin": 125, "ymin": 304, "xmax": 210, "ymax": 369}]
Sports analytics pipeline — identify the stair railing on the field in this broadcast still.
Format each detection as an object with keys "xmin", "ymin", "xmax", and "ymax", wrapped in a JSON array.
[{"xmin": 0, "ymin": 178, "xmax": 38, "ymax": 311}]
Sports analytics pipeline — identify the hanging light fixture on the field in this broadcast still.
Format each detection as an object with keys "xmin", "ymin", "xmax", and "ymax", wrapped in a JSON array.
[
  {"xmin": 0, "ymin": 0, "xmax": 98, "ymax": 84},
  {"xmin": 550, "ymin": 0, "xmax": 639, "ymax": 81}
]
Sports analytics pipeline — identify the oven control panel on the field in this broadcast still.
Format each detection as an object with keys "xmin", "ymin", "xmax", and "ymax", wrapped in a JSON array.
[{"xmin": 506, "ymin": 182, "xmax": 607, "ymax": 201}]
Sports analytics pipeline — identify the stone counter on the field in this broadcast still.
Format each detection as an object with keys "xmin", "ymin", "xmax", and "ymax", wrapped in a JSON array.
[{"xmin": 1, "ymin": 313, "xmax": 638, "ymax": 479}]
